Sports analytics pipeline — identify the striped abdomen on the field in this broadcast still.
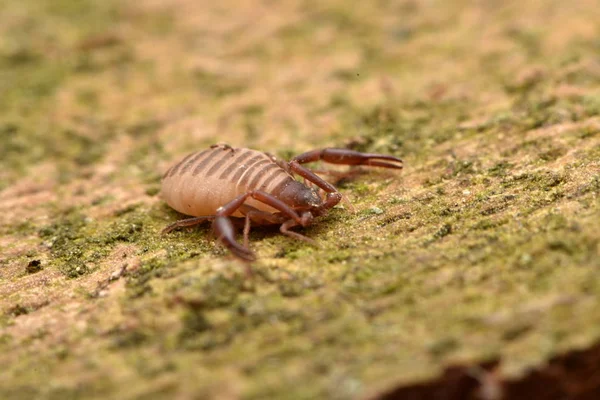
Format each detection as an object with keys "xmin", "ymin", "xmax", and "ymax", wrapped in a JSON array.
[{"xmin": 161, "ymin": 146, "xmax": 294, "ymax": 217}]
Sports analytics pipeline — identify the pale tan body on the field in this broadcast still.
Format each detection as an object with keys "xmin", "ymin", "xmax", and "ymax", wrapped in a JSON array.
[{"xmin": 161, "ymin": 146, "xmax": 295, "ymax": 218}]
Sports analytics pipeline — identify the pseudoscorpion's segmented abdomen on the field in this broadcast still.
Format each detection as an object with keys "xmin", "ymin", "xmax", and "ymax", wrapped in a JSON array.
[{"xmin": 161, "ymin": 146, "xmax": 294, "ymax": 218}]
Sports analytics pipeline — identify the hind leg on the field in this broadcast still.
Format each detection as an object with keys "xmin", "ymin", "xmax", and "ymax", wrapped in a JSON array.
[{"xmin": 162, "ymin": 216, "xmax": 214, "ymax": 234}]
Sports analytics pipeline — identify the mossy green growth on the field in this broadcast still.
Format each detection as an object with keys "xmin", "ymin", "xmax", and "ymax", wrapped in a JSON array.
[
  {"xmin": 38, "ymin": 209, "xmax": 95, "ymax": 277},
  {"xmin": 38, "ymin": 206, "xmax": 151, "ymax": 278}
]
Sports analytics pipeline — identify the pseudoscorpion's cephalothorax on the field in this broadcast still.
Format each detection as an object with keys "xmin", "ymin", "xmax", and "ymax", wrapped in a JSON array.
[{"xmin": 161, "ymin": 144, "xmax": 403, "ymax": 261}]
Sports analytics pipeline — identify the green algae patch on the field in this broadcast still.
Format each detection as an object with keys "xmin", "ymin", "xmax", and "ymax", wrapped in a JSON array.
[
  {"xmin": 1, "ymin": 0, "xmax": 600, "ymax": 399},
  {"xmin": 37, "ymin": 207, "xmax": 147, "ymax": 278}
]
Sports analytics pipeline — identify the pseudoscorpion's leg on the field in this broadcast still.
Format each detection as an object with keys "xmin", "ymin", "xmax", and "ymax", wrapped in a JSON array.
[
  {"xmin": 288, "ymin": 162, "xmax": 343, "ymax": 213},
  {"xmin": 291, "ymin": 148, "xmax": 403, "ymax": 169},
  {"xmin": 280, "ymin": 219, "xmax": 316, "ymax": 244},
  {"xmin": 213, "ymin": 191, "xmax": 306, "ymax": 261},
  {"xmin": 241, "ymin": 208, "xmax": 282, "ymax": 248},
  {"xmin": 162, "ymin": 216, "xmax": 214, "ymax": 234},
  {"xmin": 289, "ymin": 148, "xmax": 403, "ymax": 214}
]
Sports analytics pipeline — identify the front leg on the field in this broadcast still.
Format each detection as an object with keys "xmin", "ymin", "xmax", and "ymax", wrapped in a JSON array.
[
  {"xmin": 291, "ymin": 148, "xmax": 403, "ymax": 169},
  {"xmin": 288, "ymin": 148, "xmax": 402, "ymax": 214},
  {"xmin": 241, "ymin": 206, "xmax": 285, "ymax": 248},
  {"xmin": 280, "ymin": 219, "xmax": 316, "ymax": 244},
  {"xmin": 288, "ymin": 161, "xmax": 343, "ymax": 213},
  {"xmin": 212, "ymin": 190, "xmax": 307, "ymax": 261}
]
